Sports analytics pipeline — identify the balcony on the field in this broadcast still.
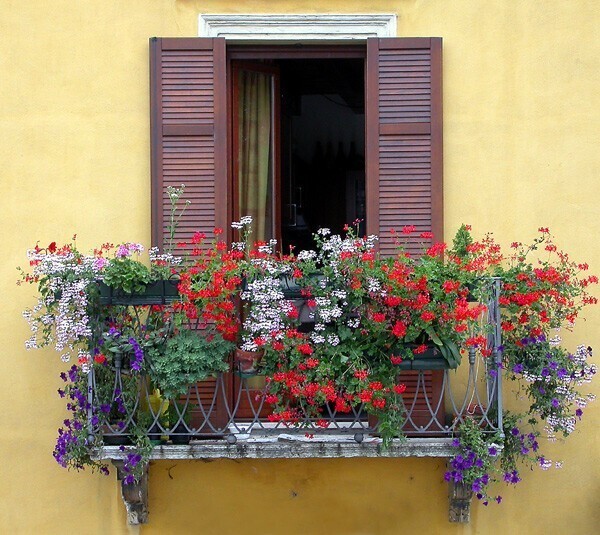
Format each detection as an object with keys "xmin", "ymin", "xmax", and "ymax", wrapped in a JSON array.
[{"xmin": 88, "ymin": 280, "xmax": 502, "ymax": 524}]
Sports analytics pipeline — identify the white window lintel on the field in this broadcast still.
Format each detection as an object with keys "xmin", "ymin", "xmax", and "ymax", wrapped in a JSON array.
[{"xmin": 199, "ymin": 13, "xmax": 397, "ymax": 41}]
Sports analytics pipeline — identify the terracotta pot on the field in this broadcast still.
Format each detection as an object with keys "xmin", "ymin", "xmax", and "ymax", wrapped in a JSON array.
[{"xmin": 234, "ymin": 348, "xmax": 264, "ymax": 377}]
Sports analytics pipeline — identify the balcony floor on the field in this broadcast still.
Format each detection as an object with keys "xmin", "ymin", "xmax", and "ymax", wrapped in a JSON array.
[{"xmin": 96, "ymin": 436, "xmax": 456, "ymax": 460}]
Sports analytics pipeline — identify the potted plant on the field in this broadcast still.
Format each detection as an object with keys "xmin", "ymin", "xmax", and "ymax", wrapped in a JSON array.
[{"xmin": 146, "ymin": 327, "xmax": 233, "ymax": 440}]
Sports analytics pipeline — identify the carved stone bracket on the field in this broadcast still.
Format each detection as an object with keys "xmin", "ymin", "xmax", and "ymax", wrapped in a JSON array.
[
  {"xmin": 112, "ymin": 461, "xmax": 149, "ymax": 525},
  {"xmin": 448, "ymin": 479, "xmax": 473, "ymax": 523}
]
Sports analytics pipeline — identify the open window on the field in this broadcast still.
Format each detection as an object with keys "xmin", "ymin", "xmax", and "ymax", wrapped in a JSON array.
[
  {"xmin": 232, "ymin": 57, "xmax": 366, "ymax": 251},
  {"xmin": 150, "ymin": 37, "xmax": 443, "ymax": 428}
]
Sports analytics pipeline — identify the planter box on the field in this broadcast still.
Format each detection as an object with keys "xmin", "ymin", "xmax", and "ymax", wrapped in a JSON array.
[
  {"xmin": 97, "ymin": 279, "xmax": 180, "ymax": 305},
  {"xmin": 395, "ymin": 344, "xmax": 458, "ymax": 370}
]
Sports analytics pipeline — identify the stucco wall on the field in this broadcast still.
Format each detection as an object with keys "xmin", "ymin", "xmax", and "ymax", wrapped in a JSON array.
[{"xmin": 1, "ymin": 1, "xmax": 598, "ymax": 533}]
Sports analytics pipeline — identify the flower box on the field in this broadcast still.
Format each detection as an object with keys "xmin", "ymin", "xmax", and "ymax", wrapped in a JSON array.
[
  {"xmin": 97, "ymin": 279, "xmax": 180, "ymax": 305},
  {"xmin": 395, "ymin": 344, "xmax": 458, "ymax": 370}
]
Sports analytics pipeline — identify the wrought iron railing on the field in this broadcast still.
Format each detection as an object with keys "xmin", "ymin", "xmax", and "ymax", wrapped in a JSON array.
[{"xmin": 90, "ymin": 279, "xmax": 503, "ymax": 450}]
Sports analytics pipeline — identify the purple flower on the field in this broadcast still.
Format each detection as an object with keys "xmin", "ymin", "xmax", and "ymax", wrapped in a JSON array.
[
  {"xmin": 488, "ymin": 446, "xmax": 498, "ymax": 456},
  {"xmin": 513, "ymin": 363, "xmax": 524, "ymax": 374},
  {"xmin": 503, "ymin": 470, "xmax": 521, "ymax": 484},
  {"xmin": 551, "ymin": 398, "xmax": 560, "ymax": 408},
  {"xmin": 557, "ymin": 368, "xmax": 568, "ymax": 379},
  {"xmin": 129, "ymin": 338, "xmax": 144, "ymax": 372}
]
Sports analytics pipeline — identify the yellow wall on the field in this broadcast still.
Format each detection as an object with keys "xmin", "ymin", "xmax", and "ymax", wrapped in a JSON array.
[{"xmin": 1, "ymin": 0, "xmax": 599, "ymax": 533}]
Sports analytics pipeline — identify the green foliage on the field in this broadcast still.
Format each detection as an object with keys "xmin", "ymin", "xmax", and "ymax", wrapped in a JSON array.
[
  {"xmin": 451, "ymin": 224, "xmax": 474, "ymax": 259},
  {"xmin": 102, "ymin": 257, "xmax": 151, "ymax": 294},
  {"xmin": 148, "ymin": 329, "xmax": 233, "ymax": 400}
]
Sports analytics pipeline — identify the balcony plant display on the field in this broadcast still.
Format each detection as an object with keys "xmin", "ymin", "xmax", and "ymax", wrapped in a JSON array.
[
  {"xmin": 19, "ymin": 213, "xmax": 596, "ymax": 495},
  {"xmin": 445, "ymin": 227, "xmax": 597, "ymax": 505}
]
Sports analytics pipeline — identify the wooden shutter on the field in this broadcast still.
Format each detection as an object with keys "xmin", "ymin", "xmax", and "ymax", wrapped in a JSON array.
[
  {"xmin": 366, "ymin": 37, "xmax": 443, "ymax": 256},
  {"xmin": 366, "ymin": 39, "xmax": 444, "ymax": 429},
  {"xmin": 150, "ymin": 38, "xmax": 229, "ymax": 432},
  {"xmin": 150, "ymin": 37, "xmax": 228, "ymax": 248}
]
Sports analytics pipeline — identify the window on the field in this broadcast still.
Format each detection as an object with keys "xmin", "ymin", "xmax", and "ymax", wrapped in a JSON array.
[
  {"xmin": 150, "ymin": 37, "xmax": 442, "ymax": 256},
  {"xmin": 149, "ymin": 37, "xmax": 443, "ymax": 427}
]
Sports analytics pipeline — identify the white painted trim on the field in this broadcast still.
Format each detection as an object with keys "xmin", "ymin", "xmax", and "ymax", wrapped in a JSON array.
[{"xmin": 199, "ymin": 14, "xmax": 397, "ymax": 41}]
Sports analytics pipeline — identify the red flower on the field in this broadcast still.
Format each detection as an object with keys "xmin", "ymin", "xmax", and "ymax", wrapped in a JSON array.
[
  {"xmin": 402, "ymin": 225, "xmax": 416, "ymax": 235},
  {"xmin": 426, "ymin": 242, "xmax": 447, "ymax": 257},
  {"xmin": 391, "ymin": 321, "xmax": 407, "ymax": 338},
  {"xmin": 358, "ymin": 390, "xmax": 373, "ymax": 403},
  {"xmin": 420, "ymin": 311, "xmax": 435, "ymax": 322},
  {"xmin": 394, "ymin": 384, "xmax": 407, "ymax": 394},
  {"xmin": 354, "ymin": 369, "xmax": 369, "ymax": 380},
  {"xmin": 305, "ymin": 357, "xmax": 320, "ymax": 369},
  {"xmin": 390, "ymin": 355, "xmax": 403, "ymax": 365},
  {"xmin": 372, "ymin": 398, "xmax": 386, "ymax": 409},
  {"xmin": 297, "ymin": 343, "xmax": 313, "ymax": 355},
  {"xmin": 372, "ymin": 312, "xmax": 386, "ymax": 323},
  {"xmin": 442, "ymin": 280, "xmax": 460, "ymax": 293},
  {"xmin": 94, "ymin": 354, "xmax": 107, "ymax": 365}
]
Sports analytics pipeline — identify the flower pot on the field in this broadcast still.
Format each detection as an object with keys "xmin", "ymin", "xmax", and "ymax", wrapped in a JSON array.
[
  {"xmin": 97, "ymin": 279, "xmax": 180, "ymax": 305},
  {"xmin": 170, "ymin": 421, "xmax": 191, "ymax": 445},
  {"xmin": 234, "ymin": 348, "xmax": 264, "ymax": 378},
  {"xmin": 102, "ymin": 426, "xmax": 132, "ymax": 445}
]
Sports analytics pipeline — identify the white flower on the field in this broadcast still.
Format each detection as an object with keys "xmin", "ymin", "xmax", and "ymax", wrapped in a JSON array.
[
  {"xmin": 297, "ymin": 250, "xmax": 316, "ymax": 261},
  {"xmin": 327, "ymin": 334, "xmax": 340, "ymax": 346}
]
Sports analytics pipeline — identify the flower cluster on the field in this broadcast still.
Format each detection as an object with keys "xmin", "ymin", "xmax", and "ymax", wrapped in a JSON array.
[
  {"xmin": 53, "ymin": 364, "xmax": 108, "ymax": 475},
  {"xmin": 19, "ymin": 241, "xmax": 101, "ymax": 362},
  {"xmin": 445, "ymin": 229, "xmax": 597, "ymax": 505}
]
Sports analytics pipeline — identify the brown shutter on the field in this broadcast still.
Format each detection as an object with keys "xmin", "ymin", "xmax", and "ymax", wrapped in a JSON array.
[
  {"xmin": 150, "ymin": 38, "xmax": 229, "ymax": 432},
  {"xmin": 366, "ymin": 37, "xmax": 443, "ymax": 256},
  {"xmin": 366, "ymin": 39, "xmax": 444, "ymax": 430},
  {"xmin": 150, "ymin": 37, "xmax": 228, "ymax": 249}
]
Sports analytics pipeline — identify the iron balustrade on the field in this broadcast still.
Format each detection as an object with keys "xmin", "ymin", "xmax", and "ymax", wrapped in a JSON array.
[{"xmin": 88, "ymin": 278, "xmax": 503, "ymax": 450}]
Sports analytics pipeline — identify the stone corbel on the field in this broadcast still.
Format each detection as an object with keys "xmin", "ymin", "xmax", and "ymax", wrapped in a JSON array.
[
  {"xmin": 112, "ymin": 461, "xmax": 149, "ymax": 525},
  {"xmin": 448, "ymin": 479, "xmax": 473, "ymax": 522}
]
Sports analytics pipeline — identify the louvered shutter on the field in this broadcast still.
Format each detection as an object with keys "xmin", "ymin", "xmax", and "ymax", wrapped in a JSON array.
[
  {"xmin": 150, "ymin": 37, "xmax": 228, "ymax": 248},
  {"xmin": 366, "ymin": 37, "xmax": 443, "ymax": 256},
  {"xmin": 150, "ymin": 38, "xmax": 229, "ymax": 432},
  {"xmin": 366, "ymin": 38, "xmax": 444, "ymax": 432}
]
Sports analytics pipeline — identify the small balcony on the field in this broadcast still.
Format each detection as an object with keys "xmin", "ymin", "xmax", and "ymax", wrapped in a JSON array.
[{"xmin": 91, "ymin": 280, "xmax": 503, "ymax": 459}]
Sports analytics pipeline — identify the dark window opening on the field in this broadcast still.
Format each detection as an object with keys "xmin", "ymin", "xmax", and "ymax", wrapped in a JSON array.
[{"xmin": 280, "ymin": 58, "xmax": 366, "ymax": 252}]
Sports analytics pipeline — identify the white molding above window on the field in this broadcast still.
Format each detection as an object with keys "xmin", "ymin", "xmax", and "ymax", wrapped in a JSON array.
[{"xmin": 198, "ymin": 14, "xmax": 397, "ymax": 41}]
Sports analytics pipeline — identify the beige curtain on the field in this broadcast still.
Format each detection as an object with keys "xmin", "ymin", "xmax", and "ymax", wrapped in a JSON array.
[{"xmin": 238, "ymin": 70, "xmax": 273, "ymax": 242}]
